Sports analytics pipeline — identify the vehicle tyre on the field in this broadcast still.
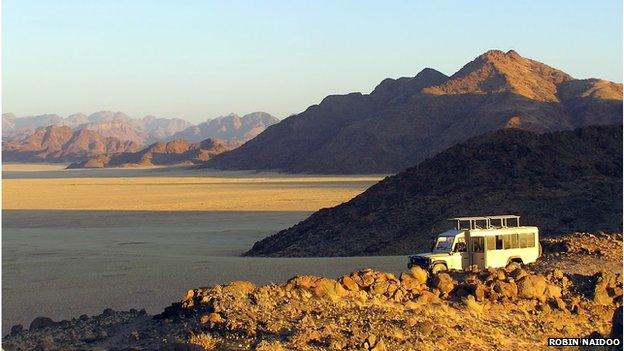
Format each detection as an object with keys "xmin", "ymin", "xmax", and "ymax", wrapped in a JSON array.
[
  {"xmin": 430, "ymin": 263, "xmax": 447, "ymax": 274},
  {"xmin": 506, "ymin": 260, "xmax": 522, "ymax": 270}
]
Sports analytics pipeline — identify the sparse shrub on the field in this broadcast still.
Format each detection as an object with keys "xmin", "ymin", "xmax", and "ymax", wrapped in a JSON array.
[
  {"xmin": 255, "ymin": 339, "xmax": 285, "ymax": 351},
  {"xmin": 189, "ymin": 332, "xmax": 219, "ymax": 351}
]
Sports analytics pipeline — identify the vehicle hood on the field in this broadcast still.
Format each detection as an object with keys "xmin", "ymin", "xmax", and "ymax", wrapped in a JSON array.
[{"xmin": 410, "ymin": 252, "xmax": 451, "ymax": 260}]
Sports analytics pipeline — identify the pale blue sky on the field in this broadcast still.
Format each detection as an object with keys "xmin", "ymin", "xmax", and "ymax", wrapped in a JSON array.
[{"xmin": 3, "ymin": 0, "xmax": 622, "ymax": 122}]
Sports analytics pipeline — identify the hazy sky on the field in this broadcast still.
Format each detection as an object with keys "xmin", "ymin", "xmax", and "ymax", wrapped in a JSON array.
[{"xmin": 3, "ymin": 1, "xmax": 622, "ymax": 122}]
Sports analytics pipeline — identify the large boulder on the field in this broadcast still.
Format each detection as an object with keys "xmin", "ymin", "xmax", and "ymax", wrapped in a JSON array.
[
  {"xmin": 517, "ymin": 275, "xmax": 548, "ymax": 301},
  {"xmin": 491, "ymin": 280, "xmax": 518, "ymax": 300},
  {"xmin": 431, "ymin": 273, "xmax": 455, "ymax": 295},
  {"xmin": 593, "ymin": 271, "xmax": 622, "ymax": 305},
  {"xmin": 313, "ymin": 278, "xmax": 348, "ymax": 301},
  {"xmin": 409, "ymin": 266, "xmax": 429, "ymax": 284}
]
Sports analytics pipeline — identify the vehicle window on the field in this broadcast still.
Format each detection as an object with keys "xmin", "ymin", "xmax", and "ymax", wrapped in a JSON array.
[
  {"xmin": 503, "ymin": 234, "xmax": 512, "ymax": 249},
  {"xmin": 527, "ymin": 233, "xmax": 535, "ymax": 247},
  {"xmin": 511, "ymin": 234, "xmax": 519, "ymax": 248},
  {"xmin": 485, "ymin": 236, "xmax": 495, "ymax": 250},
  {"xmin": 495, "ymin": 235, "xmax": 503, "ymax": 250},
  {"xmin": 433, "ymin": 236, "xmax": 454, "ymax": 252},
  {"xmin": 472, "ymin": 237, "xmax": 484, "ymax": 253},
  {"xmin": 519, "ymin": 233, "xmax": 527, "ymax": 248}
]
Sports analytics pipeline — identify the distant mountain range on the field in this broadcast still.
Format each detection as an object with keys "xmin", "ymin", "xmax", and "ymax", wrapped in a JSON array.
[
  {"xmin": 67, "ymin": 138, "xmax": 233, "ymax": 168},
  {"xmin": 166, "ymin": 112, "xmax": 279, "ymax": 143},
  {"xmin": 207, "ymin": 50, "xmax": 622, "ymax": 174},
  {"xmin": 2, "ymin": 125, "xmax": 142, "ymax": 163},
  {"xmin": 245, "ymin": 124, "xmax": 623, "ymax": 257},
  {"xmin": 2, "ymin": 111, "xmax": 278, "ymax": 164},
  {"xmin": 2, "ymin": 111, "xmax": 191, "ymax": 144}
]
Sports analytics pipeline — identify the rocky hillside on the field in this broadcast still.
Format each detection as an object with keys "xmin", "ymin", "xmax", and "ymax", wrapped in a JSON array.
[
  {"xmin": 167, "ymin": 112, "xmax": 279, "ymax": 144},
  {"xmin": 245, "ymin": 125, "xmax": 622, "ymax": 257},
  {"xmin": 68, "ymin": 138, "xmax": 233, "ymax": 168},
  {"xmin": 2, "ymin": 125, "xmax": 141, "ymax": 163},
  {"xmin": 3, "ymin": 233, "xmax": 622, "ymax": 350},
  {"xmin": 207, "ymin": 50, "xmax": 622, "ymax": 174}
]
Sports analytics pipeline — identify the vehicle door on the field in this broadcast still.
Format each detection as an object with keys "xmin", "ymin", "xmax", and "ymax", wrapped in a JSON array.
[
  {"xmin": 452, "ymin": 237, "xmax": 469, "ymax": 269},
  {"xmin": 470, "ymin": 237, "xmax": 485, "ymax": 268}
]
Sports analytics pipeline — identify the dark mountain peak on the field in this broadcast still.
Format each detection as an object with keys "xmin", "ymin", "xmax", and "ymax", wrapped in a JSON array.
[
  {"xmin": 371, "ymin": 68, "xmax": 448, "ymax": 99},
  {"xmin": 423, "ymin": 49, "xmax": 573, "ymax": 101},
  {"xmin": 320, "ymin": 92, "xmax": 364, "ymax": 106}
]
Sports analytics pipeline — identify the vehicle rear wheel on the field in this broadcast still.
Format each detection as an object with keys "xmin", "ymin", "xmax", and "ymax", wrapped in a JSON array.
[{"xmin": 431, "ymin": 263, "xmax": 447, "ymax": 274}]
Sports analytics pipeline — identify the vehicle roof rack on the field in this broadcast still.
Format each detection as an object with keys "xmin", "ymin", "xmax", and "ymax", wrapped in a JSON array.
[{"xmin": 449, "ymin": 215, "xmax": 520, "ymax": 230}]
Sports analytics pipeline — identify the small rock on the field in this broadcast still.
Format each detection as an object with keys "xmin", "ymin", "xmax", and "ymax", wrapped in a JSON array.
[
  {"xmin": 200, "ymin": 313, "xmax": 223, "ymax": 325},
  {"xmin": 553, "ymin": 297, "xmax": 567, "ymax": 311},
  {"xmin": 371, "ymin": 338, "xmax": 387, "ymax": 351},
  {"xmin": 10, "ymin": 324, "xmax": 23, "ymax": 335},
  {"xmin": 552, "ymin": 269, "xmax": 564, "ymax": 280}
]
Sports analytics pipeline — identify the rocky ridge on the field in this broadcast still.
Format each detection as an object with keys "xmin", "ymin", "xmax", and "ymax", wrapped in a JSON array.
[
  {"xmin": 67, "ymin": 138, "xmax": 233, "ymax": 168},
  {"xmin": 3, "ymin": 233, "xmax": 622, "ymax": 351}
]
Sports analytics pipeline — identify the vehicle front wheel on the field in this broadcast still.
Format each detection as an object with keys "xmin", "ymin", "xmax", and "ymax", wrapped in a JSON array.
[{"xmin": 430, "ymin": 263, "xmax": 447, "ymax": 274}]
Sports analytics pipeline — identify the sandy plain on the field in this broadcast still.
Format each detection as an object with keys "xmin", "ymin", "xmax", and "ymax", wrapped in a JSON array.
[{"xmin": 2, "ymin": 165, "xmax": 407, "ymax": 333}]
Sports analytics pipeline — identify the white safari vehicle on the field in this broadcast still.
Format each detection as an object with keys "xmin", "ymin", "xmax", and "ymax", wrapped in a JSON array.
[{"xmin": 407, "ymin": 215, "xmax": 540, "ymax": 273}]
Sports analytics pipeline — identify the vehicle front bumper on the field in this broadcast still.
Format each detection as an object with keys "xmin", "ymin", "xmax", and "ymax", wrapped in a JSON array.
[{"xmin": 407, "ymin": 255, "xmax": 430, "ymax": 270}]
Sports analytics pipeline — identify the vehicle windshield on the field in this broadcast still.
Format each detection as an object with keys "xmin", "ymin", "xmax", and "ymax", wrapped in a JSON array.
[{"xmin": 433, "ymin": 236, "xmax": 454, "ymax": 252}]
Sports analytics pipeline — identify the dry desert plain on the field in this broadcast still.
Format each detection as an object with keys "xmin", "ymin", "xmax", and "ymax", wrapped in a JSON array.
[{"xmin": 2, "ymin": 164, "xmax": 408, "ymax": 333}]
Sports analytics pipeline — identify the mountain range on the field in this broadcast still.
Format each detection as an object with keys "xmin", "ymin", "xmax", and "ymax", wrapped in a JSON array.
[
  {"xmin": 207, "ymin": 50, "xmax": 622, "ymax": 174},
  {"xmin": 2, "ymin": 111, "xmax": 278, "ymax": 164},
  {"xmin": 245, "ymin": 124, "xmax": 623, "ymax": 257},
  {"xmin": 67, "ymin": 138, "xmax": 234, "ymax": 168}
]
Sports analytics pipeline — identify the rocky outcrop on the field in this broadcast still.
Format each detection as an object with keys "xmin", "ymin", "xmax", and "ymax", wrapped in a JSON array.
[
  {"xmin": 207, "ymin": 49, "xmax": 622, "ymax": 174},
  {"xmin": 4, "ymin": 261, "xmax": 621, "ymax": 350},
  {"xmin": 244, "ymin": 125, "xmax": 622, "ymax": 257}
]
